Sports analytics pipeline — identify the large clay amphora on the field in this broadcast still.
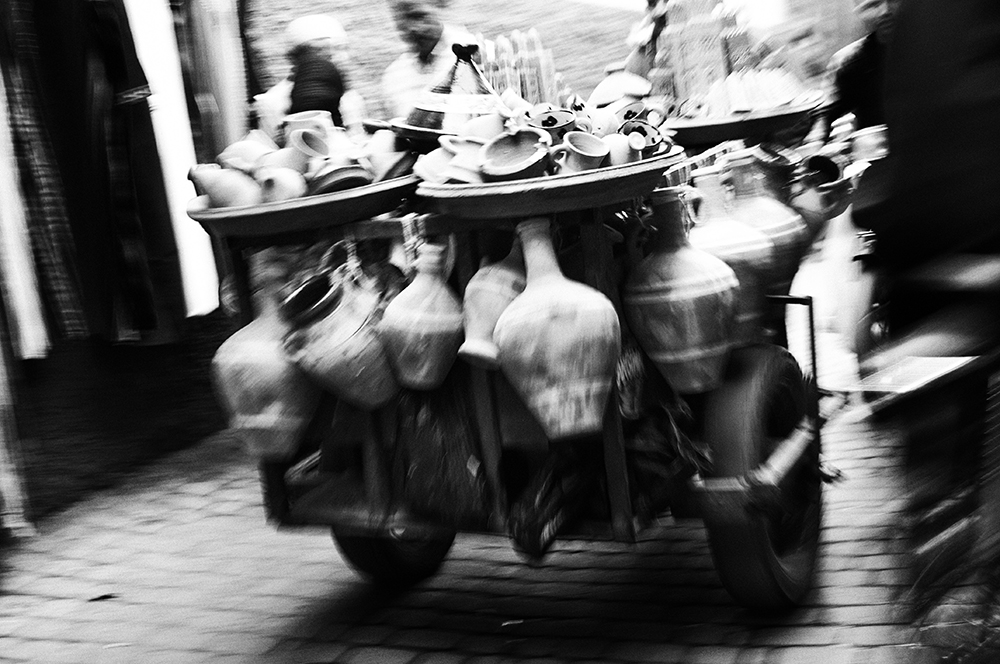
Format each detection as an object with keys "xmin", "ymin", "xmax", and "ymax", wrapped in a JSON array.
[
  {"xmin": 494, "ymin": 218, "xmax": 620, "ymax": 440},
  {"xmin": 459, "ymin": 240, "xmax": 526, "ymax": 370},
  {"xmin": 282, "ymin": 268, "xmax": 399, "ymax": 409},
  {"xmin": 210, "ymin": 263, "xmax": 321, "ymax": 460},
  {"xmin": 721, "ymin": 150, "xmax": 807, "ymax": 298},
  {"xmin": 688, "ymin": 167, "xmax": 774, "ymax": 344},
  {"xmin": 624, "ymin": 186, "xmax": 739, "ymax": 394},
  {"xmin": 379, "ymin": 242, "xmax": 464, "ymax": 390}
]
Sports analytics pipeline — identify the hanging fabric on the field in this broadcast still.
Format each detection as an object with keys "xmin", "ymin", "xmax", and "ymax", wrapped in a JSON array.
[
  {"xmin": 0, "ymin": 61, "xmax": 49, "ymax": 359},
  {"xmin": 31, "ymin": 0, "xmax": 215, "ymax": 342},
  {"xmin": 120, "ymin": 0, "xmax": 219, "ymax": 319},
  {"xmin": 1, "ymin": 1, "xmax": 88, "ymax": 344}
]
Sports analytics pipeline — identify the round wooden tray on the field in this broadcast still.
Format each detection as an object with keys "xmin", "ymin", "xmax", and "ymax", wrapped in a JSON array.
[
  {"xmin": 662, "ymin": 92, "xmax": 823, "ymax": 149},
  {"xmin": 186, "ymin": 175, "xmax": 419, "ymax": 239},
  {"xmin": 416, "ymin": 145, "xmax": 686, "ymax": 219}
]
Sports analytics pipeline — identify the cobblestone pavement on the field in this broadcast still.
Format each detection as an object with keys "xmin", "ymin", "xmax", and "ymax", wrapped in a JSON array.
[{"xmin": 0, "ymin": 390, "xmax": 937, "ymax": 664}]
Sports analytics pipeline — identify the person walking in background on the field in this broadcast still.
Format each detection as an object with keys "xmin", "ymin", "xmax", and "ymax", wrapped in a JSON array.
[
  {"xmin": 253, "ymin": 14, "xmax": 366, "ymax": 142},
  {"xmin": 382, "ymin": 0, "xmax": 471, "ymax": 119},
  {"xmin": 876, "ymin": 0, "xmax": 1000, "ymax": 270},
  {"xmin": 805, "ymin": 0, "xmax": 900, "ymax": 145}
]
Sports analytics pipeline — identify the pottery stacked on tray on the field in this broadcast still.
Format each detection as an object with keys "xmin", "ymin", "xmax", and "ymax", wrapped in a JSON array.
[{"xmin": 188, "ymin": 110, "xmax": 418, "ymax": 209}]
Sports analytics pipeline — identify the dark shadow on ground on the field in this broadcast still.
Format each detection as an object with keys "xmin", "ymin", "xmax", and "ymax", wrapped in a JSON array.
[{"xmin": 10, "ymin": 310, "xmax": 237, "ymax": 521}]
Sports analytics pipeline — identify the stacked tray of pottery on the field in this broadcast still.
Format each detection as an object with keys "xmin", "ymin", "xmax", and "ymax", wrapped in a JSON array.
[{"xmin": 187, "ymin": 113, "xmax": 416, "ymax": 209}]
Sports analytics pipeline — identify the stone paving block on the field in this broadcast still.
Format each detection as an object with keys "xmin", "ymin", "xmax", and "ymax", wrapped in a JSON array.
[
  {"xmin": 338, "ymin": 645, "xmax": 420, "ymax": 664},
  {"xmin": 775, "ymin": 644, "xmax": 857, "ymax": 664},
  {"xmin": 383, "ymin": 628, "xmax": 467, "ymax": 651},
  {"xmin": 839, "ymin": 624, "xmax": 914, "ymax": 647},
  {"xmin": 601, "ymin": 640, "xmax": 690, "ymax": 663},
  {"xmin": 410, "ymin": 651, "xmax": 468, "ymax": 664},
  {"xmin": 682, "ymin": 645, "xmax": 742, "ymax": 664}
]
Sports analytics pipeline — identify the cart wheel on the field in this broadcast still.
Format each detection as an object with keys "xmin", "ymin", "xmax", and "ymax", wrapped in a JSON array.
[
  {"xmin": 701, "ymin": 344, "xmax": 820, "ymax": 609},
  {"xmin": 332, "ymin": 528, "xmax": 456, "ymax": 587}
]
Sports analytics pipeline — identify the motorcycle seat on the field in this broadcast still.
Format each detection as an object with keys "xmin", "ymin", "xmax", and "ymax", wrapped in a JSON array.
[{"xmin": 895, "ymin": 254, "xmax": 1000, "ymax": 295}]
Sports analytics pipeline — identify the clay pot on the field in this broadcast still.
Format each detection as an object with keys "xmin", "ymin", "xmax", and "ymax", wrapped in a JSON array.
[
  {"xmin": 688, "ymin": 168, "xmax": 775, "ymax": 344},
  {"xmin": 188, "ymin": 164, "xmax": 262, "ymax": 208},
  {"xmin": 217, "ymin": 130, "xmax": 279, "ymax": 173},
  {"xmin": 282, "ymin": 269, "xmax": 399, "ymax": 410},
  {"xmin": 494, "ymin": 218, "xmax": 620, "ymax": 440},
  {"xmin": 722, "ymin": 151, "xmax": 808, "ymax": 298},
  {"xmin": 624, "ymin": 187, "xmax": 739, "ymax": 394},
  {"xmin": 379, "ymin": 243, "xmax": 464, "ymax": 390},
  {"xmin": 480, "ymin": 127, "xmax": 552, "ymax": 182},
  {"xmin": 459, "ymin": 240, "xmax": 526, "ymax": 369},
  {"xmin": 211, "ymin": 269, "xmax": 322, "ymax": 460},
  {"xmin": 255, "ymin": 166, "xmax": 308, "ymax": 203}
]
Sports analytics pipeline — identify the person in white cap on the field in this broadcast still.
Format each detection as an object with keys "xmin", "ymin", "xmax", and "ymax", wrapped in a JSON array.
[{"xmin": 252, "ymin": 14, "xmax": 365, "ymax": 140}]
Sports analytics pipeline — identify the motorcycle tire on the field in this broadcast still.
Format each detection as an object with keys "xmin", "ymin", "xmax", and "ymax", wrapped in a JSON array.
[{"xmin": 701, "ymin": 344, "xmax": 821, "ymax": 609}]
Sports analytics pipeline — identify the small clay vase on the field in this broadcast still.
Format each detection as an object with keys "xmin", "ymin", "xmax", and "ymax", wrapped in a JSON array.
[
  {"xmin": 188, "ymin": 164, "xmax": 262, "ymax": 208},
  {"xmin": 494, "ymin": 218, "xmax": 620, "ymax": 440},
  {"xmin": 282, "ymin": 269, "xmax": 399, "ymax": 410},
  {"xmin": 379, "ymin": 242, "xmax": 464, "ymax": 390},
  {"xmin": 459, "ymin": 240, "xmax": 526, "ymax": 369},
  {"xmin": 624, "ymin": 187, "xmax": 739, "ymax": 394},
  {"xmin": 211, "ymin": 266, "xmax": 321, "ymax": 460},
  {"xmin": 256, "ymin": 166, "xmax": 308, "ymax": 203}
]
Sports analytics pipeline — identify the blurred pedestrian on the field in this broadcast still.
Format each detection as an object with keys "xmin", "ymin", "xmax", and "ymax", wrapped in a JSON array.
[
  {"xmin": 805, "ymin": 0, "xmax": 900, "ymax": 145},
  {"xmin": 382, "ymin": 0, "xmax": 471, "ymax": 119},
  {"xmin": 875, "ymin": 0, "xmax": 1000, "ymax": 269},
  {"xmin": 253, "ymin": 14, "xmax": 366, "ymax": 141}
]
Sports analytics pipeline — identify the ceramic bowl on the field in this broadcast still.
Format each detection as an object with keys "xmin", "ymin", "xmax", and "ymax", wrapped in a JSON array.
[
  {"xmin": 479, "ymin": 127, "xmax": 552, "ymax": 182},
  {"xmin": 307, "ymin": 164, "xmax": 373, "ymax": 196}
]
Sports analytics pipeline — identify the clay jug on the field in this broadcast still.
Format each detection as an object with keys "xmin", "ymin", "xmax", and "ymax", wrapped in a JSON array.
[
  {"xmin": 688, "ymin": 167, "xmax": 775, "ymax": 344},
  {"xmin": 721, "ymin": 150, "xmax": 808, "ymax": 298},
  {"xmin": 255, "ymin": 166, "xmax": 308, "ymax": 203},
  {"xmin": 624, "ymin": 186, "xmax": 739, "ymax": 394},
  {"xmin": 282, "ymin": 267, "xmax": 399, "ymax": 410},
  {"xmin": 188, "ymin": 164, "xmax": 262, "ymax": 208},
  {"xmin": 459, "ymin": 240, "xmax": 526, "ymax": 370},
  {"xmin": 494, "ymin": 218, "xmax": 621, "ymax": 440},
  {"xmin": 210, "ymin": 260, "xmax": 322, "ymax": 460},
  {"xmin": 379, "ymin": 242, "xmax": 464, "ymax": 390}
]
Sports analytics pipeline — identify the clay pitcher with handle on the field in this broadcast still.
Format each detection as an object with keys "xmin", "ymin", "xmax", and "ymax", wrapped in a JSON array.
[
  {"xmin": 282, "ymin": 267, "xmax": 399, "ymax": 410},
  {"xmin": 459, "ymin": 239, "xmax": 526, "ymax": 370},
  {"xmin": 493, "ymin": 217, "xmax": 621, "ymax": 440},
  {"xmin": 210, "ymin": 257, "xmax": 322, "ymax": 460},
  {"xmin": 379, "ymin": 242, "xmax": 464, "ymax": 390}
]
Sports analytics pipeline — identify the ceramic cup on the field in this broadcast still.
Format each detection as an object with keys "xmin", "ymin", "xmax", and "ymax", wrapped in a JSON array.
[
  {"xmin": 588, "ymin": 106, "xmax": 621, "ymax": 138},
  {"xmin": 602, "ymin": 131, "xmax": 646, "ymax": 166},
  {"xmin": 480, "ymin": 127, "xmax": 552, "ymax": 182},
  {"xmin": 549, "ymin": 131, "xmax": 610, "ymax": 174},
  {"xmin": 617, "ymin": 119, "xmax": 664, "ymax": 157},
  {"xmin": 255, "ymin": 146, "xmax": 310, "ymax": 174},
  {"xmin": 526, "ymin": 108, "xmax": 577, "ymax": 145},
  {"xmin": 282, "ymin": 110, "xmax": 336, "ymax": 145}
]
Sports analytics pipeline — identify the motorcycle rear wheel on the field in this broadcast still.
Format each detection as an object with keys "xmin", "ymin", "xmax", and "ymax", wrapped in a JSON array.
[
  {"xmin": 332, "ymin": 528, "xmax": 456, "ymax": 587},
  {"xmin": 701, "ymin": 344, "xmax": 821, "ymax": 609}
]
